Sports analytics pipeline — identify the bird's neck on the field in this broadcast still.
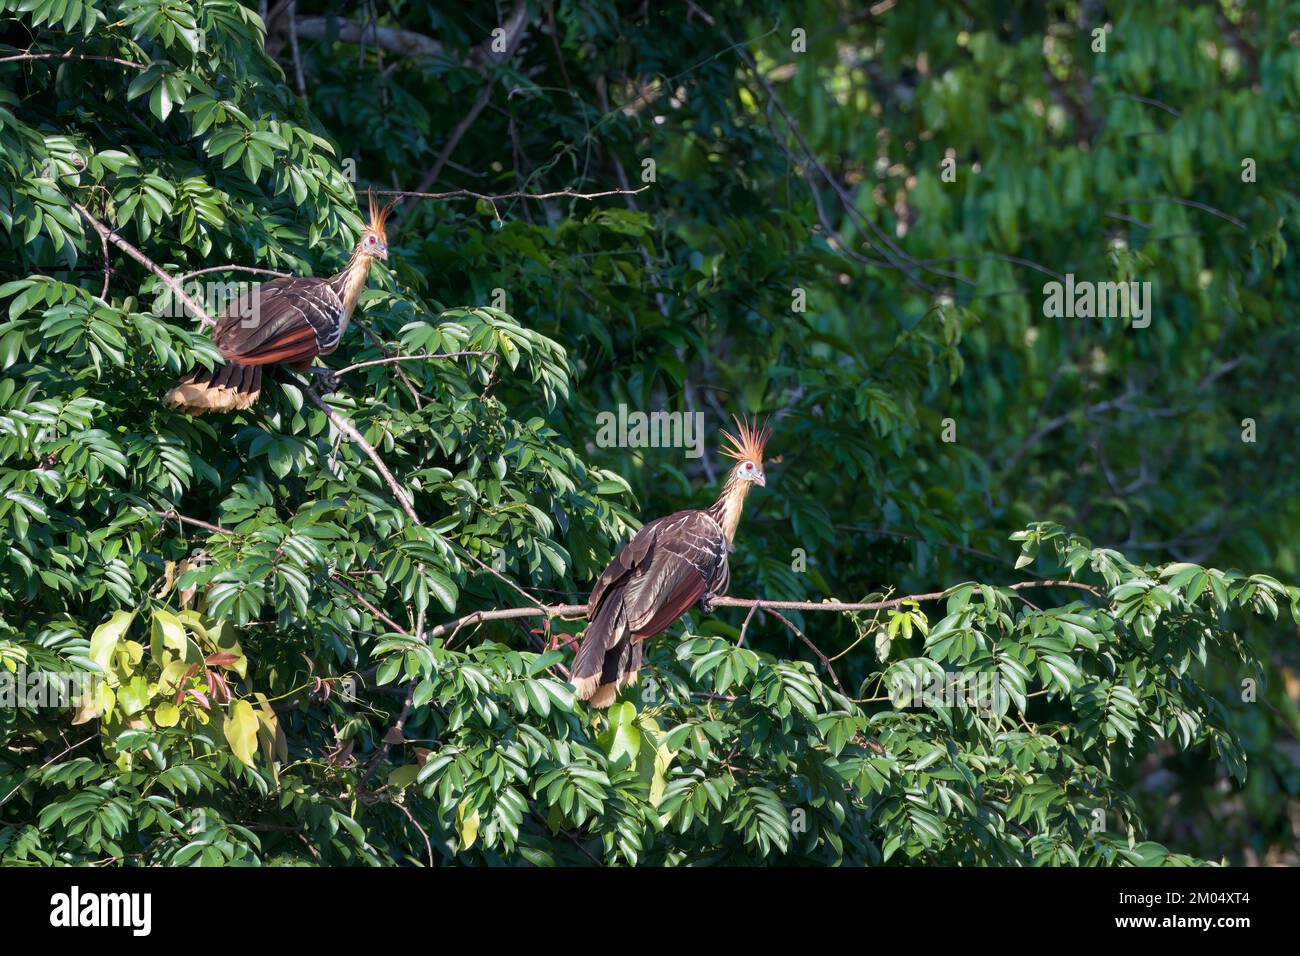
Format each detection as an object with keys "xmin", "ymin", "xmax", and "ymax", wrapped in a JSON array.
[
  {"xmin": 707, "ymin": 469, "xmax": 752, "ymax": 543},
  {"xmin": 334, "ymin": 247, "xmax": 375, "ymax": 329}
]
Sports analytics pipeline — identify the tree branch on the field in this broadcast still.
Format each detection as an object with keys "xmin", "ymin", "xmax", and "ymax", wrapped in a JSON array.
[
  {"xmin": 72, "ymin": 203, "xmax": 217, "ymax": 328},
  {"xmin": 337, "ymin": 352, "xmax": 492, "ymax": 376},
  {"xmin": 0, "ymin": 51, "xmax": 145, "ymax": 69},
  {"xmin": 374, "ymin": 186, "xmax": 649, "ymax": 205},
  {"xmin": 349, "ymin": 315, "xmax": 427, "ymax": 409},
  {"xmin": 765, "ymin": 606, "xmax": 845, "ymax": 694},
  {"xmin": 1114, "ymin": 197, "xmax": 1247, "ymax": 231},
  {"xmin": 176, "ymin": 264, "xmax": 294, "ymax": 282},
  {"xmin": 155, "ymin": 509, "xmax": 229, "ymax": 536},
  {"xmin": 302, "ymin": 384, "xmax": 419, "ymax": 522},
  {"xmin": 0, "ymin": 735, "xmax": 97, "ymax": 810},
  {"xmin": 330, "ymin": 574, "xmax": 410, "ymax": 636},
  {"xmin": 300, "ymin": 382, "xmax": 546, "ymax": 612},
  {"xmin": 413, "ymin": 579, "xmax": 1104, "ymax": 643},
  {"xmin": 292, "ymin": 16, "xmax": 445, "ymax": 59}
]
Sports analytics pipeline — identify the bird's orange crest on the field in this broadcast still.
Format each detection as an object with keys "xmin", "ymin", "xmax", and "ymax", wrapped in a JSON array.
[
  {"xmin": 720, "ymin": 415, "xmax": 772, "ymax": 465},
  {"xmin": 366, "ymin": 187, "xmax": 395, "ymax": 240}
]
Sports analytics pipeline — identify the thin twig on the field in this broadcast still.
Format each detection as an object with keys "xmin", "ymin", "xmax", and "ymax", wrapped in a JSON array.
[
  {"xmin": 377, "ymin": 186, "xmax": 649, "ymax": 204},
  {"xmin": 155, "ymin": 509, "xmax": 229, "ymax": 536},
  {"xmin": 176, "ymin": 264, "xmax": 294, "ymax": 282},
  {"xmin": 331, "ymin": 574, "xmax": 410, "ymax": 636},
  {"xmin": 1114, "ymin": 197, "xmax": 1247, "ymax": 231},
  {"xmin": 0, "ymin": 51, "xmax": 146, "ymax": 69},
  {"xmin": 97, "ymin": 227, "xmax": 111, "ymax": 300},
  {"xmin": 0, "ymin": 736, "xmax": 97, "ymax": 809},
  {"xmin": 287, "ymin": 0, "xmax": 307, "ymax": 96},
  {"xmin": 350, "ymin": 315, "xmax": 426, "ymax": 408},
  {"xmin": 402, "ymin": 0, "xmax": 529, "ymax": 207},
  {"xmin": 393, "ymin": 799, "xmax": 435, "ymax": 867},
  {"xmin": 337, "ymin": 351, "xmax": 491, "ymax": 376},
  {"xmin": 765, "ymin": 606, "xmax": 845, "ymax": 694},
  {"xmin": 736, "ymin": 602, "xmax": 760, "ymax": 646}
]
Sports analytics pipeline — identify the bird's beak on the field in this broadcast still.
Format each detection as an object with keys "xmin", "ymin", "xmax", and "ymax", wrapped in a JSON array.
[
  {"xmin": 375, "ymin": 247, "xmax": 389, "ymax": 261},
  {"xmin": 755, "ymin": 471, "xmax": 766, "ymax": 487}
]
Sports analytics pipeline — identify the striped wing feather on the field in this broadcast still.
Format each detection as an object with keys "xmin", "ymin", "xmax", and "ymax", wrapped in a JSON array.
[
  {"xmin": 589, "ymin": 510, "xmax": 729, "ymax": 641},
  {"xmin": 212, "ymin": 276, "xmax": 342, "ymax": 366}
]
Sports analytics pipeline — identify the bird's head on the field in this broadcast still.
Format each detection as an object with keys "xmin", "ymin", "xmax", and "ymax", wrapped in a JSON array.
[
  {"xmin": 720, "ymin": 415, "xmax": 772, "ymax": 487},
  {"xmin": 358, "ymin": 187, "xmax": 395, "ymax": 261}
]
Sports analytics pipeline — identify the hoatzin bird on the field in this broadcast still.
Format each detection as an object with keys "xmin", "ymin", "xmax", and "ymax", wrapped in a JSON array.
[
  {"xmin": 572, "ymin": 416, "xmax": 772, "ymax": 707},
  {"xmin": 164, "ymin": 191, "xmax": 394, "ymax": 415}
]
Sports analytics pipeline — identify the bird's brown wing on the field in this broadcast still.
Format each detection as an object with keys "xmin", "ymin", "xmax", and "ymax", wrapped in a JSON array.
[
  {"xmin": 623, "ymin": 510, "xmax": 729, "ymax": 639},
  {"xmin": 585, "ymin": 514, "xmax": 664, "ymax": 619},
  {"xmin": 212, "ymin": 276, "xmax": 342, "ymax": 366},
  {"xmin": 580, "ymin": 510, "xmax": 727, "ymax": 641},
  {"xmin": 574, "ymin": 510, "xmax": 728, "ymax": 706}
]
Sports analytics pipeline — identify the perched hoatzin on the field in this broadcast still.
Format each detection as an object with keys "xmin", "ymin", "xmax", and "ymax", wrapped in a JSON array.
[
  {"xmin": 572, "ymin": 416, "xmax": 772, "ymax": 707},
  {"xmin": 164, "ymin": 191, "xmax": 394, "ymax": 415}
]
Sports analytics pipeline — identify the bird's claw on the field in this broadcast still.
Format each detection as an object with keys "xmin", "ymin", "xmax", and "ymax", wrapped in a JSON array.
[
  {"xmin": 307, "ymin": 367, "xmax": 341, "ymax": 394},
  {"xmin": 698, "ymin": 593, "xmax": 715, "ymax": 615}
]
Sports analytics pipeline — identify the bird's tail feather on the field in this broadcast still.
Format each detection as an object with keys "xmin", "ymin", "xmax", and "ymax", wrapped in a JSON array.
[
  {"xmin": 165, "ymin": 363, "xmax": 261, "ymax": 416},
  {"xmin": 572, "ymin": 590, "xmax": 640, "ymax": 708},
  {"xmin": 590, "ymin": 640, "xmax": 643, "ymax": 708}
]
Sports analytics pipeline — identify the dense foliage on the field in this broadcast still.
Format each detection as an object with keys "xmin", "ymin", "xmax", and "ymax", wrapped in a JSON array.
[{"xmin": 1, "ymin": 1, "xmax": 1297, "ymax": 866}]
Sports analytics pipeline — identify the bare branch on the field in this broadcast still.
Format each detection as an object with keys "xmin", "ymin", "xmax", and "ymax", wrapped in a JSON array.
[
  {"xmin": 287, "ymin": 1, "xmax": 306, "ymax": 95},
  {"xmin": 406, "ymin": 0, "xmax": 530, "ymax": 203},
  {"xmin": 176, "ymin": 264, "xmax": 294, "ymax": 282},
  {"xmin": 155, "ymin": 509, "xmax": 230, "ymax": 536},
  {"xmin": 0, "ymin": 735, "xmax": 97, "ymax": 810},
  {"xmin": 1113, "ymin": 197, "xmax": 1247, "ymax": 231},
  {"xmin": 302, "ymin": 384, "xmax": 419, "ymax": 521},
  {"xmin": 0, "ymin": 51, "xmax": 146, "ymax": 69},
  {"xmin": 72, "ymin": 203, "xmax": 217, "ymax": 328},
  {"xmin": 331, "ymin": 574, "xmax": 410, "ymax": 637},
  {"xmin": 766, "ymin": 606, "xmax": 845, "ymax": 694},
  {"xmin": 374, "ymin": 185, "xmax": 649, "ymax": 205},
  {"xmin": 412, "ymin": 578, "xmax": 1104, "ymax": 644},
  {"xmin": 337, "ymin": 351, "xmax": 492, "ymax": 376}
]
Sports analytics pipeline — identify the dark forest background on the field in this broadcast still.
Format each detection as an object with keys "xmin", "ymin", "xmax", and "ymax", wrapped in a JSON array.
[{"xmin": 0, "ymin": 0, "xmax": 1297, "ymax": 865}]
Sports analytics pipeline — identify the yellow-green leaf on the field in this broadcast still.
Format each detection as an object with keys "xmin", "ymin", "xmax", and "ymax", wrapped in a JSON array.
[
  {"xmin": 223, "ymin": 699, "xmax": 259, "ymax": 767},
  {"xmin": 456, "ymin": 800, "xmax": 480, "ymax": 851},
  {"xmin": 154, "ymin": 702, "xmax": 180, "ymax": 727},
  {"xmin": 89, "ymin": 610, "xmax": 135, "ymax": 671}
]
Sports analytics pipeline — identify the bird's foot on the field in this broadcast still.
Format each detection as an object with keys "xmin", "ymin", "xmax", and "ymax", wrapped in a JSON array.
[
  {"xmin": 305, "ymin": 367, "xmax": 341, "ymax": 394},
  {"xmin": 698, "ymin": 592, "xmax": 716, "ymax": 615}
]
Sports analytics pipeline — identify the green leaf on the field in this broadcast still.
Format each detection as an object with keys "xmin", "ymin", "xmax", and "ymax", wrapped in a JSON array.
[
  {"xmin": 223, "ymin": 700, "xmax": 260, "ymax": 767},
  {"xmin": 89, "ymin": 610, "xmax": 135, "ymax": 672}
]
